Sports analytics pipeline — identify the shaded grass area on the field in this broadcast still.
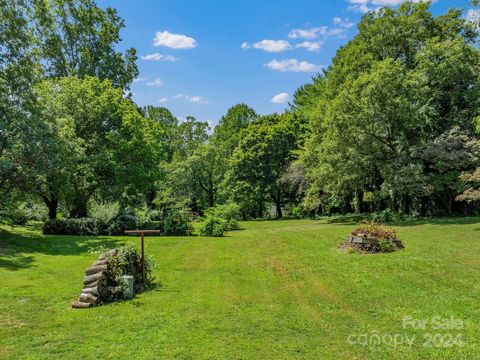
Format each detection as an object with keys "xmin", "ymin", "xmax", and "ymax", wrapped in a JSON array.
[{"xmin": 1, "ymin": 218, "xmax": 479, "ymax": 359}]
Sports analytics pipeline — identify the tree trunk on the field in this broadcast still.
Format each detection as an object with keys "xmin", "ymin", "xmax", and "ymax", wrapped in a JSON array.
[
  {"xmin": 272, "ymin": 189, "xmax": 283, "ymax": 219},
  {"xmin": 208, "ymin": 176, "xmax": 214, "ymax": 208},
  {"xmin": 70, "ymin": 199, "xmax": 88, "ymax": 218},
  {"xmin": 47, "ymin": 198, "xmax": 58, "ymax": 220},
  {"xmin": 42, "ymin": 190, "xmax": 58, "ymax": 220},
  {"xmin": 257, "ymin": 201, "xmax": 264, "ymax": 218}
]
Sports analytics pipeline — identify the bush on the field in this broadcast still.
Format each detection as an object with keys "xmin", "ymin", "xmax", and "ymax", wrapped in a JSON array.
[
  {"xmin": 107, "ymin": 212, "xmax": 139, "ymax": 235},
  {"xmin": 89, "ymin": 201, "xmax": 120, "ymax": 224},
  {"xmin": 210, "ymin": 203, "xmax": 241, "ymax": 230},
  {"xmin": 197, "ymin": 214, "xmax": 227, "ymax": 237},
  {"xmin": 162, "ymin": 208, "xmax": 193, "ymax": 235},
  {"xmin": 104, "ymin": 244, "xmax": 155, "ymax": 299},
  {"xmin": 368, "ymin": 209, "xmax": 404, "ymax": 223},
  {"xmin": 0, "ymin": 202, "xmax": 30, "ymax": 226},
  {"xmin": 43, "ymin": 218, "xmax": 98, "ymax": 235},
  {"xmin": 351, "ymin": 221, "xmax": 397, "ymax": 240}
]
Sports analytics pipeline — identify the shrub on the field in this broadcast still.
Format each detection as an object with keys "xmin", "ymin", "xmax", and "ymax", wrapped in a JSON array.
[
  {"xmin": 42, "ymin": 206, "xmax": 192, "ymax": 236},
  {"xmin": 107, "ymin": 212, "xmax": 139, "ymax": 235},
  {"xmin": 197, "ymin": 214, "xmax": 227, "ymax": 237},
  {"xmin": 288, "ymin": 205, "xmax": 305, "ymax": 219},
  {"xmin": 158, "ymin": 204, "xmax": 193, "ymax": 236},
  {"xmin": 43, "ymin": 218, "xmax": 98, "ymax": 235},
  {"xmin": 368, "ymin": 209, "xmax": 403, "ymax": 223},
  {"xmin": 351, "ymin": 221, "xmax": 397, "ymax": 240},
  {"xmin": 210, "ymin": 203, "xmax": 241, "ymax": 230},
  {"xmin": 98, "ymin": 244, "xmax": 156, "ymax": 302},
  {"xmin": 89, "ymin": 201, "xmax": 120, "ymax": 224},
  {"xmin": 0, "ymin": 202, "xmax": 30, "ymax": 226}
]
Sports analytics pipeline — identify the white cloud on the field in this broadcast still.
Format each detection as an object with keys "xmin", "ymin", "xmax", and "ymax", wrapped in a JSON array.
[
  {"xmin": 271, "ymin": 92, "xmax": 289, "ymax": 104},
  {"xmin": 188, "ymin": 96, "xmax": 209, "ymax": 104},
  {"xmin": 264, "ymin": 59, "xmax": 322, "ymax": 73},
  {"xmin": 153, "ymin": 31, "xmax": 197, "ymax": 49},
  {"xmin": 466, "ymin": 9, "xmax": 480, "ymax": 23},
  {"xmin": 347, "ymin": 0, "xmax": 436, "ymax": 13},
  {"xmin": 296, "ymin": 41, "xmax": 324, "ymax": 52},
  {"xmin": 174, "ymin": 94, "xmax": 210, "ymax": 104},
  {"xmin": 288, "ymin": 26, "xmax": 346, "ymax": 40},
  {"xmin": 333, "ymin": 17, "xmax": 355, "ymax": 29},
  {"xmin": 141, "ymin": 53, "xmax": 180, "ymax": 62},
  {"xmin": 241, "ymin": 39, "xmax": 292, "ymax": 52},
  {"xmin": 147, "ymin": 78, "xmax": 163, "ymax": 87},
  {"xmin": 133, "ymin": 76, "xmax": 147, "ymax": 83},
  {"xmin": 159, "ymin": 97, "xmax": 168, "ymax": 104}
]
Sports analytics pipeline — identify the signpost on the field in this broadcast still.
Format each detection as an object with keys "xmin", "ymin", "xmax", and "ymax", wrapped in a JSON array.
[{"xmin": 124, "ymin": 230, "xmax": 161, "ymax": 287}]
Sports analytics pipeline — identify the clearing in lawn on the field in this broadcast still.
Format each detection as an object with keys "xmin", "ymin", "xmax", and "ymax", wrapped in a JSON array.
[{"xmin": 1, "ymin": 218, "xmax": 479, "ymax": 359}]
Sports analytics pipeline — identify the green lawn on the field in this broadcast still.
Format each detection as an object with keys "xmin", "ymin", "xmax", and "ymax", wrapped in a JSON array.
[{"xmin": 1, "ymin": 218, "xmax": 480, "ymax": 359}]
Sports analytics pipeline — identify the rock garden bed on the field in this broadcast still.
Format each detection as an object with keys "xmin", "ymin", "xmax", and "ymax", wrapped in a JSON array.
[{"xmin": 340, "ymin": 221, "xmax": 404, "ymax": 254}]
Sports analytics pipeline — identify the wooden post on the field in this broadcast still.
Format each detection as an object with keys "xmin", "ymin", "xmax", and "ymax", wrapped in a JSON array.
[
  {"xmin": 141, "ymin": 231, "xmax": 145, "ymax": 287},
  {"xmin": 124, "ymin": 230, "xmax": 161, "ymax": 289}
]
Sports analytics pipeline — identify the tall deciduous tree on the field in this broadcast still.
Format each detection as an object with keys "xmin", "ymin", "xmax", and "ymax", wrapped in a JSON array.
[
  {"xmin": 228, "ymin": 113, "xmax": 304, "ymax": 218},
  {"xmin": 0, "ymin": 0, "xmax": 41, "ymax": 217},
  {"xmin": 300, "ymin": 2, "xmax": 480, "ymax": 215},
  {"xmin": 30, "ymin": 0, "xmax": 138, "ymax": 89},
  {"xmin": 34, "ymin": 76, "xmax": 163, "ymax": 218}
]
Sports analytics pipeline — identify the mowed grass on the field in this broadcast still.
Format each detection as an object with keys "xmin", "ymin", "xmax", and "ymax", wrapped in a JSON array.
[{"xmin": 1, "ymin": 218, "xmax": 480, "ymax": 359}]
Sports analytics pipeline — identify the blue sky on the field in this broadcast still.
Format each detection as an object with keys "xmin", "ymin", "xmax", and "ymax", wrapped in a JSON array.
[{"xmin": 100, "ymin": 0, "xmax": 475, "ymax": 128}]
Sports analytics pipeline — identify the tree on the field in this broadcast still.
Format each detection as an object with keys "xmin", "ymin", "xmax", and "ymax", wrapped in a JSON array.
[
  {"xmin": 173, "ymin": 116, "xmax": 209, "ymax": 160},
  {"xmin": 29, "ymin": 0, "xmax": 138, "ymax": 89},
  {"xmin": 213, "ymin": 104, "xmax": 257, "ymax": 155},
  {"xmin": 143, "ymin": 106, "xmax": 179, "ymax": 162},
  {"xmin": 300, "ymin": 2, "xmax": 480, "ymax": 215},
  {"xmin": 187, "ymin": 144, "xmax": 224, "ymax": 208},
  {"xmin": 0, "ymin": 0, "xmax": 42, "ymax": 220},
  {"xmin": 34, "ymin": 76, "xmax": 163, "ymax": 218},
  {"xmin": 228, "ymin": 113, "xmax": 304, "ymax": 218}
]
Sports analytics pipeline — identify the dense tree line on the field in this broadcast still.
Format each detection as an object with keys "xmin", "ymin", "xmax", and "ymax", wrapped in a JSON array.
[{"xmin": 1, "ymin": 0, "xmax": 480, "ymax": 225}]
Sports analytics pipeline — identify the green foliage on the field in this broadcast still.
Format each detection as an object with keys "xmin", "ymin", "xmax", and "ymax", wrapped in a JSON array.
[
  {"xmin": 208, "ymin": 203, "xmax": 242, "ymax": 230},
  {"xmin": 0, "ymin": 201, "xmax": 30, "ymax": 226},
  {"xmin": 351, "ymin": 221, "xmax": 398, "ymax": 240},
  {"xmin": 300, "ymin": 2, "xmax": 480, "ymax": 216},
  {"xmin": 30, "ymin": 0, "xmax": 138, "ymax": 89},
  {"xmin": 0, "ymin": 0, "xmax": 41, "ymax": 214},
  {"xmin": 368, "ymin": 209, "xmax": 404, "ymax": 223},
  {"xmin": 105, "ymin": 243, "xmax": 155, "ymax": 296},
  {"xmin": 107, "ymin": 212, "xmax": 139, "ymax": 236},
  {"xmin": 89, "ymin": 201, "xmax": 120, "ymax": 224},
  {"xmin": 197, "ymin": 214, "xmax": 227, "ymax": 237},
  {"xmin": 43, "ymin": 218, "xmax": 98, "ymax": 235},
  {"xmin": 33, "ymin": 76, "xmax": 164, "ymax": 218},
  {"xmin": 227, "ymin": 113, "xmax": 306, "ymax": 218},
  {"xmin": 159, "ymin": 204, "xmax": 193, "ymax": 236}
]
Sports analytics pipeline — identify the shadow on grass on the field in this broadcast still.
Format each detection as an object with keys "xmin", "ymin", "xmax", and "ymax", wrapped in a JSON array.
[
  {"xmin": 391, "ymin": 216, "xmax": 480, "ymax": 227},
  {"xmin": 325, "ymin": 215, "xmax": 480, "ymax": 227},
  {"xmin": 326, "ymin": 215, "xmax": 366, "ymax": 225},
  {"xmin": 0, "ymin": 226, "xmax": 124, "ymax": 271}
]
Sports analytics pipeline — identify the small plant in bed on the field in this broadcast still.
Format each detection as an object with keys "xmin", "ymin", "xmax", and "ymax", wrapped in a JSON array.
[{"xmin": 340, "ymin": 221, "xmax": 404, "ymax": 253}]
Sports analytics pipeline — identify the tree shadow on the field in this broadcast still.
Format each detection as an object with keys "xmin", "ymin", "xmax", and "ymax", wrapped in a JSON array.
[
  {"xmin": 326, "ymin": 215, "xmax": 366, "ymax": 225},
  {"xmin": 0, "ymin": 226, "xmax": 124, "ymax": 271},
  {"xmin": 391, "ymin": 216, "xmax": 480, "ymax": 227}
]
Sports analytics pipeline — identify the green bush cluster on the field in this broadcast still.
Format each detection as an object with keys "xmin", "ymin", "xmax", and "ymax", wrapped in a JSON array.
[
  {"xmin": 42, "ymin": 205, "xmax": 193, "ymax": 236},
  {"xmin": 43, "ymin": 218, "xmax": 99, "ymax": 235},
  {"xmin": 197, "ymin": 203, "xmax": 242, "ymax": 237},
  {"xmin": 104, "ymin": 243, "xmax": 155, "ymax": 300}
]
